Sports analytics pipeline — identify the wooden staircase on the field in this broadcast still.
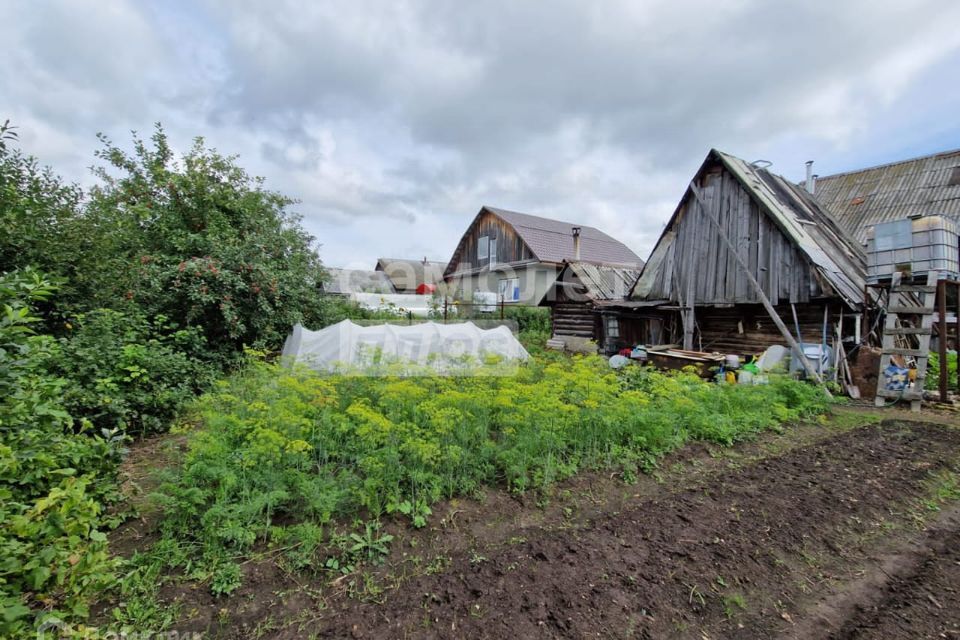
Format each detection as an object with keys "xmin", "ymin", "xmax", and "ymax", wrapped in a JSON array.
[{"xmin": 874, "ymin": 270, "xmax": 938, "ymax": 411}]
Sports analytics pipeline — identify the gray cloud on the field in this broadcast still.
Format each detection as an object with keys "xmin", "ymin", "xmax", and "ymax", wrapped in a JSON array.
[{"xmin": 2, "ymin": 0, "xmax": 959, "ymax": 268}]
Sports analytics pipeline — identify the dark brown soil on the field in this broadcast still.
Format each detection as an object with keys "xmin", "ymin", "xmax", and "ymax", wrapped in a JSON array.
[
  {"xmin": 118, "ymin": 416, "xmax": 960, "ymax": 639},
  {"xmin": 827, "ymin": 507, "xmax": 960, "ymax": 639}
]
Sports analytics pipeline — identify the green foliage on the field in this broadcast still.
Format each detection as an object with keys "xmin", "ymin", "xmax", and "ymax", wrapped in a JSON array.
[
  {"xmin": 0, "ymin": 271, "xmax": 122, "ymax": 636},
  {"xmin": 500, "ymin": 306, "xmax": 551, "ymax": 335},
  {"xmin": 46, "ymin": 309, "xmax": 212, "ymax": 435},
  {"xmin": 78, "ymin": 125, "xmax": 327, "ymax": 359},
  {"xmin": 0, "ymin": 123, "xmax": 84, "ymax": 278},
  {"xmin": 0, "ymin": 120, "xmax": 342, "ymax": 634},
  {"xmin": 925, "ymin": 351, "xmax": 957, "ymax": 392},
  {"xmin": 146, "ymin": 355, "xmax": 830, "ymax": 594},
  {"xmin": 348, "ymin": 522, "xmax": 394, "ymax": 564}
]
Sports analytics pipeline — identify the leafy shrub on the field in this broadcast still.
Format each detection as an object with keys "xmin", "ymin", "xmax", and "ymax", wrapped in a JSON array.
[
  {"xmin": 925, "ymin": 351, "xmax": 957, "ymax": 392},
  {"xmin": 0, "ymin": 270, "xmax": 123, "ymax": 636},
  {"xmin": 77, "ymin": 126, "xmax": 328, "ymax": 360},
  {"xmin": 0, "ymin": 122, "xmax": 84, "ymax": 279},
  {"xmin": 47, "ymin": 309, "xmax": 212, "ymax": 436},
  {"xmin": 500, "ymin": 306, "xmax": 551, "ymax": 334},
  {"xmin": 148, "ymin": 354, "xmax": 830, "ymax": 593}
]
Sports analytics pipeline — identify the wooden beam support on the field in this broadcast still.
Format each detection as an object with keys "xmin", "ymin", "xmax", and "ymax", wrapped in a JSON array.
[
  {"xmin": 892, "ymin": 284, "xmax": 937, "ymax": 293},
  {"xmin": 939, "ymin": 278, "xmax": 948, "ymax": 402},
  {"xmin": 884, "ymin": 347, "xmax": 929, "ymax": 357},
  {"xmin": 884, "ymin": 327, "xmax": 932, "ymax": 335},
  {"xmin": 687, "ymin": 182, "xmax": 829, "ymax": 393},
  {"xmin": 887, "ymin": 305, "xmax": 936, "ymax": 315}
]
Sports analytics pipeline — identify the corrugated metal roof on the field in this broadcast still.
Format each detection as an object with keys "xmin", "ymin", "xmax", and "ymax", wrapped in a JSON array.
[
  {"xmin": 484, "ymin": 206, "xmax": 643, "ymax": 266},
  {"xmin": 322, "ymin": 268, "xmax": 396, "ymax": 295},
  {"xmin": 812, "ymin": 148, "xmax": 960, "ymax": 245},
  {"xmin": 717, "ymin": 151, "xmax": 867, "ymax": 308},
  {"xmin": 566, "ymin": 261, "xmax": 643, "ymax": 300}
]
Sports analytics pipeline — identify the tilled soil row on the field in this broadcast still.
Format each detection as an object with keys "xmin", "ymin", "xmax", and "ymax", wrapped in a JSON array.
[
  {"xmin": 303, "ymin": 420, "xmax": 960, "ymax": 639},
  {"xmin": 827, "ymin": 507, "xmax": 960, "ymax": 640}
]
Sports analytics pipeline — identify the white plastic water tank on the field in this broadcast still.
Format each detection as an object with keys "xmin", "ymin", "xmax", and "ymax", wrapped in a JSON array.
[{"xmin": 867, "ymin": 215, "xmax": 959, "ymax": 282}]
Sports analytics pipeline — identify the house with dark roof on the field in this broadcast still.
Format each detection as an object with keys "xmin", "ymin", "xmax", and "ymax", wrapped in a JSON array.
[
  {"xmin": 611, "ymin": 149, "xmax": 867, "ymax": 355},
  {"xmin": 442, "ymin": 206, "xmax": 642, "ymax": 305},
  {"xmin": 374, "ymin": 257, "xmax": 447, "ymax": 294},
  {"xmin": 811, "ymin": 148, "xmax": 960, "ymax": 246}
]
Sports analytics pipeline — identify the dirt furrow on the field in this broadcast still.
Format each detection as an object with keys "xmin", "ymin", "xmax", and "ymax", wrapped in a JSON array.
[{"xmin": 302, "ymin": 420, "xmax": 960, "ymax": 640}]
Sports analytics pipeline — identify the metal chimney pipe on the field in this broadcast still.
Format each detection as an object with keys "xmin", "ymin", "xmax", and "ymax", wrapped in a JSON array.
[
  {"xmin": 810, "ymin": 174, "xmax": 818, "ymax": 196},
  {"xmin": 572, "ymin": 227, "xmax": 581, "ymax": 261},
  {"xmin": 805, "ymin": 160, "xmax": 815, "ymax": 194}
]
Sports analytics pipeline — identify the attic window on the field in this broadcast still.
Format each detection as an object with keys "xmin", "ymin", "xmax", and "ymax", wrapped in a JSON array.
[
  {"xmin": 851, "ymin": 196, "xmax": 865, "ymax": 206},
  {"xmin": 949, "ymin": 167, "xmax": 960, "ymax": 187}
]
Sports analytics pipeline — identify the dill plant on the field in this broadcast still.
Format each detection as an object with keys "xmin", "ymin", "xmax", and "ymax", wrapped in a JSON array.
[{"xmin": 147, "ymin": 354, "xmax": 830, "ymax": 594}]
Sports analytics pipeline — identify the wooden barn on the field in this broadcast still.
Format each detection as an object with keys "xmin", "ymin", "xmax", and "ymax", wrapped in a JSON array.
[
  {"xmin": 443, "ymin": 206, "xmax": 642, "ymax": 305},
  {"xmin": 538, "ymin": 261, "xmax": 643, "ymax": 351},
  {"xmin": 617, "ymin": 149, "xmax": 868, "ymax": 356}
]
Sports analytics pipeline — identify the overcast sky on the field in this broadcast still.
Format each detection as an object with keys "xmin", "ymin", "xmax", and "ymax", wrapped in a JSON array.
[{"xmin": 4, "ymin": 0, "xmax": 960, "ymax": 268}]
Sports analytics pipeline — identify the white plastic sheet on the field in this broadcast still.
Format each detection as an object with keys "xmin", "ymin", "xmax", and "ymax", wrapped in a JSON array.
[{"xmin": 281, "ymin": 320, "xmax": 529, "ymax": 375}]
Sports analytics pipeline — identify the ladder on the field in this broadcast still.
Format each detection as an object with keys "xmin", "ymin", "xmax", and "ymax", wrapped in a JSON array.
[{"xmin": 874, "ymin": 270, "xmax": 938, "ymax": 411}]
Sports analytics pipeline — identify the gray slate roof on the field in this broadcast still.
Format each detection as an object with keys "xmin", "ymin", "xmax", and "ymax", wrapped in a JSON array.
[
  {"xmin": 483, "ymin": 206, "xmax": 642, "ymax": 266},
  {"xmin": 322, "ymin": 268, "xmax": 396, "ymax": 295},
  {"xmin": 717, "ymin": 151, "xmax": 867, "ymax": 308},
  {"xmin": 812, "ymin": 148, "xmax": 960, "ymax": 245},
  {"xmin": 564, "ymin": 261, "xmax": 644, "ymax": 301}
]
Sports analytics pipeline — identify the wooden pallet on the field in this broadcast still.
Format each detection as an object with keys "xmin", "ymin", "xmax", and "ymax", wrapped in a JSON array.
[{"xmin": 874, "ymin": 271, "xmax": 938, "ymax": 411}]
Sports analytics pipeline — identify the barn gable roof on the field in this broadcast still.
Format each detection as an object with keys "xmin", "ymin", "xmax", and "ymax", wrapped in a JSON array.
[
  {"xmin": 541, "ymin": 261, "xmax": 643, "ymax": 306},
  {"xmin": 631, "ymin": 149, "xmax": 867, "ymax": 308},
  {"xmin": 444, "ymin": 206, "xmax": 642, "ymax": 277},
  {"xmin": 812, "ymin": 148, "xmax": 960, "ymax": 245}
]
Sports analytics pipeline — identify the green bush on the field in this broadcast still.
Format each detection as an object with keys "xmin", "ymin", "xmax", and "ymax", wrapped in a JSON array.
[
  {"xmin": 925, "ymin": 351, "xmax": 957, "ymax": 392},
  {"xmin": 76, "ymin": 126, "xmax": 328, "ymax": 360},
  {"xmin": 47, "ymin": 309, "xmax": 213, "ymax": 436},
  {"xmin": 0, "ymin": 270, "xmax": 123, "ymax": 636},
  {"xmin": 501, "ymin": 306, "xmax": 551, "ymax": 334}
]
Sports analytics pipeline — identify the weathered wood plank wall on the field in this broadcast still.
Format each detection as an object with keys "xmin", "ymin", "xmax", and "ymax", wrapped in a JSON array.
[
  {"xmin": 644, "ymin": 165, "xmax": 830, "ymax": 305},
  {"xmin": 618, "ymin": 303, "xmax": 845, "ymax": 354},
  {"xmin": 449, "ymin": 210, "xmax": 537, "ymax": 273}
]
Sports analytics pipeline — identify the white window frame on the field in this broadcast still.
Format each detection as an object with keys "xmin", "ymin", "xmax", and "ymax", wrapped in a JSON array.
[
  {"xmin": 499, "ymin": 277, "xmax": 520, "ymax": 303},
  {"xmin": 477, "ymin": 236, "xmax": 489, "ymax": 261},
  {"xmin": 606, "ymin": 315, "xmax": 620, "ymax": 338},
  {"xmin": 488, "ymin": 235, "xmax": 497, "ymax": 265}
]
